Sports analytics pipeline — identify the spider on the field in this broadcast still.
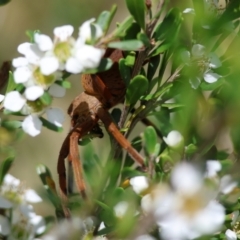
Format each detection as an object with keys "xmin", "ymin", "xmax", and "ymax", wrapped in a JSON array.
[{"xmin": 58, "ymin": 48, "xmax": 146, "ymax": 199}]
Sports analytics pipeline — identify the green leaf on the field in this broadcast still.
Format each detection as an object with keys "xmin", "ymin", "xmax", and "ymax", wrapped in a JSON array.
[
  {"xmin": 40, "ymin": 117, "xmax": 63, "ymax": 132},
  {"xmin": 0, "ymin": 157, "xmax": 14, "ymax": 185},
  {"xmin": 97, "ymin": 5, "xmax": 117, "ymax": 33},
  {"xmin": 144, "ymin": 126, "xmax": 158, "ymax": 156},
  {"xmin": 40, "ymin": 92, "xmax": 52, "ymax": 105},
  {"xmin": 113, "ymin": 16, "xmax": 134, "ymax": 38},
  {"xmin": 200, "ymin": 78, "xmax": 224, "ymax": 91},
  {"xmin": 84, "ymin": 58, "xmax": 113, "ymax": 74},
  {"xmin": 125, "ymin": 0, "xmax": 145, "ymax": 30},
  {"xmin": 153, "ymin": 8, "xmax": 182, "ymax": 42},
  {"xmin": 36, "ymin": 164, "xmax": 65, "ymax": 219},
  {"xmin": 123, "ymin": 22, "xmax": 141, "ymax": 40},
  {"xmin": 26, "ymin": 30, "xmax": 40, "ymax": 43},
  {"xmin": 126, "ymin": 75, "xmax": 148, "ymax": 106},
  {"xmin": 147, "ymin": 55, "xmax": 161, "ymax": 80},
  {"xmin": 161, "ymin": 103, "xmax": 184, "ymax": 109},
  {"xmin": 119, "ymin": 59, "xmax": 131, "ymax": 86},
  {"xmin": 0, "ymin": 0, "xmax": 10, "ymax": 6},
  {"xmin": 125, "ymin": 51, "xmax": 136, "ymax": 67},
  {"xmin": 5, "ymin": 72, "xmax": 17, "ymax": 94},
  {"xmin": 137, "ymin": 32, "xmax": 151, "ymax": 47},
  {"xmin": 108, "ymin": 40, "xmax": 143, "ymax": 51},
  {"xmin": 149, "ymin": 41, "xmax": 172, "ymax": 57},
  {"xmin": 1, "ymin": 120, "xmax": 22, "ymax": 129},
  {"xmin": 55, "ymin": 80, "xmax": 71, "ymax": 89}
]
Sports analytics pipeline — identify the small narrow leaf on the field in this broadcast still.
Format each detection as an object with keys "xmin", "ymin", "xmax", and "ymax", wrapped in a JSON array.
[
  {"xmin": 119, "ymin": 59, "xmax": 131, "ymax": 86},
  {"xmin": 40, "ymin": 117, "xmax": 63, "ymax": 132},
  {"xmin": 147, "ymin": 55, "xmax": 161, "ymax": 80},
  {"xmin": 113, "ymin": 16, "xmax": 133, "ymax": 38},
  {"xmin": 5, "ymin": 72, "xmax": 17, "ymax": 94},
  {"xmin": 55, "ymin": 80, "xmax": 71, "ymax": 89},
  {"xmin": 144, "ymin": 126, "xmax": 158, "ymax": 155},
  {"xmin": 137, "ymin": 33, "xmax": 151, "ymax": 47},
  {"xmin": 40, "ymin": 92, "xmax": 52, "ymax": 105},
  {"xmin": 125, "ymin": 0, "xmax": 145, "ymax": 30},
  {"xmin": 97, "ymin": 5, "xmax": 117, "ymax": 33},
  {"xmin": 0, "ymin": 157, "xmax": 14, "ymax": 185},
  {"xmin": 108, "ymin": 40, "xmax": 143, "ymax": 51},
  {"xmin": 125, "ymin": 51, "xmax": 136, "ymax": 67},
  {"xmin": 1, "ymin": 120, "xmax": 22, "ymax": 129},
  {"xmin": 126, "ymin": 75, "xmax": 149, "ymax": 106}
]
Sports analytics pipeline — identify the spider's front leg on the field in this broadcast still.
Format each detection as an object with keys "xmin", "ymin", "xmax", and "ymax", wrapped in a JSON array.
[{"xmin": 97, "ymin": 107, "xmax": 147, "ymax": 171}]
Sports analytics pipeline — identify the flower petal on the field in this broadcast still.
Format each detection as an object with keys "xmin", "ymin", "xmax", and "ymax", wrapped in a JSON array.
[
  {"xmin": 79, "ymin": 18, "xmax": 103, "ymax": 42},
  {"xmin": 3, "ymin": 91, "xmax": 26, "ymax": 112},
  {"xmin": 12, "ymin": 57, "xmax": 28, "ymax": 67},
  {"xmin": 191, "ymin": 44, "xmax": 205, "ymax": 58},
  {"xmin": 208, "ymin": 52, "xmax": 222, "ymax": 69},
  {"xmin": 76, "ymin": 45, "xmax": 105, "ymax": 69},
  {"xmin": 225, "ymin": 229, "xmax": 237, "ymax": 240},
  {"xmin": 0, "ymin": 215, "xmax": 10, "ymax": 236},
  {"xmin": 35, "ymin": 33, "xmax": 53, "ymax": 51},
  {"xmin": 130, "ymin": 176, "xmax": 149, "ymax": 194},
  {"xmin": 205, "ymin": 160, "xmax": 222, "ymax": 178},
  {"xmin": 22, "ymin": 115, "xmax": 42, "ymax": 137},
  {"xmin": 171, "ymin": 163, "xmax": 203, "ymax": 196},
  {"xmin": 0, "ymin": 196, "xmax": 12, "ymax": 209},
  {"xmin": 25, "ymin": 189, "xmax": 42, "ymax": 203},
  {"xmin": 4, "ymin": 174, "xmax": 20, "ymax": 186},
  {"xmin": 65, "ymin": 57, "xmax": 84, "ymax": 74},
  {"xmin": 204, "ymin": 72, "xmax": 221, "ymax": 83},
  {"xmin": 163, "ymin": 130, "xmax": 183, "ymax": 147},
  {"xmin": 13, "ymin": 66, "xmax": 32, "ymax": 84},
  {"xmin": 54, "ymin": 25, "xmax": 74, "ymax": 41},
  {"xmin": 0, "ymin": 94, "xmax": 4, "ymax": 102},
  {"xmin": 220, "ymin": 175, "xmax": 237, "ymax": 194},
  {"xmin": 25, "ymin": 86, "xmax": 44, "ymax": 101},
  {"xmin": 40, "ymin": 56, "xmax": 59, "ymax": 75},
  {"xmin": 46, "ymin": 108, "xmax": 65, "ymax": 127},
  {"xmin": 48, "ymin": 83, "xmax": 66, "ymax": 97}
]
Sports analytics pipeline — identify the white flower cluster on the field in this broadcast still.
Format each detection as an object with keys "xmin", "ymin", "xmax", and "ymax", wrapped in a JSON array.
[
  {"xmin": 2, "ymin": 19, "xmax": 105, "ymax": 137},
  {"xmin": 0, "ymin": 174, "xmax": 45, "ymax": 239},
  {"xmin": 181, "ymin": 44, "xmax": 222, "ymax": 88},
  {"xmin": 130, "ymin": 161, "xmax": 237, "ymax": 240}
]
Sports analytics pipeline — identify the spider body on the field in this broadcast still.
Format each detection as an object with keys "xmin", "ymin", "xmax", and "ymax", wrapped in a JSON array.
[{"xmin": 58, "ymin": 49, "xmax": 145, "ymax": 198}]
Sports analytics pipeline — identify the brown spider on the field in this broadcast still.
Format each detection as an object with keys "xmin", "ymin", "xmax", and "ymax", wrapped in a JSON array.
[{"xmin": 57, "ymin": 49, "xmax": 146, "ymax": 199}]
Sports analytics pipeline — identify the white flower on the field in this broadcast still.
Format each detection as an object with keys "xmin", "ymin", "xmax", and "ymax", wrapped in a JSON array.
[
  {"xmin": 141, "ymin": 162, "xmax": 225, "ymax": 240},
  {"xmin": 79, "ymin": 18, "xmax": 103, "ymax": 43},
  {"xmin": 130, "ymin": 176, "xmax": 149, "ymax": 194},
  {"xmin": 22, "ymin": 115, "xmax": 43, "ymax": 137},
  {"xmin": 3, "ymin": 91, "xmax": 26, "ymax": 112},
  {"xmin": 225, "ymin": 229, "xmax": 237, "ymax": 240},
  {"xmin": 163, "ymin": 130, "xmax": 183, "ymax": 148},
  {"xmin": 39, "ymin": 56, "xmax": 59, "ymax": 75}
]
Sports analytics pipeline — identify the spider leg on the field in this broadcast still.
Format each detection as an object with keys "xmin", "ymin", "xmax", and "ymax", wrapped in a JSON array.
[
  {"xmin": 69, "ymin": 130, "xmax": 87, "ymax": 199},
  {"xmin": 57, "ymin": 121, "xmax": 95, "ymax": 198},
  {"xmin": 97, "ymin": 107, "xmax": 147, "ymax": 170}
]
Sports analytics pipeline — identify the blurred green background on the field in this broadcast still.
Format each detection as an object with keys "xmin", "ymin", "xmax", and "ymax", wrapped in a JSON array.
[{"xmin": 0, "ymin": 0, "xmax": 127, "ymax": 216}]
